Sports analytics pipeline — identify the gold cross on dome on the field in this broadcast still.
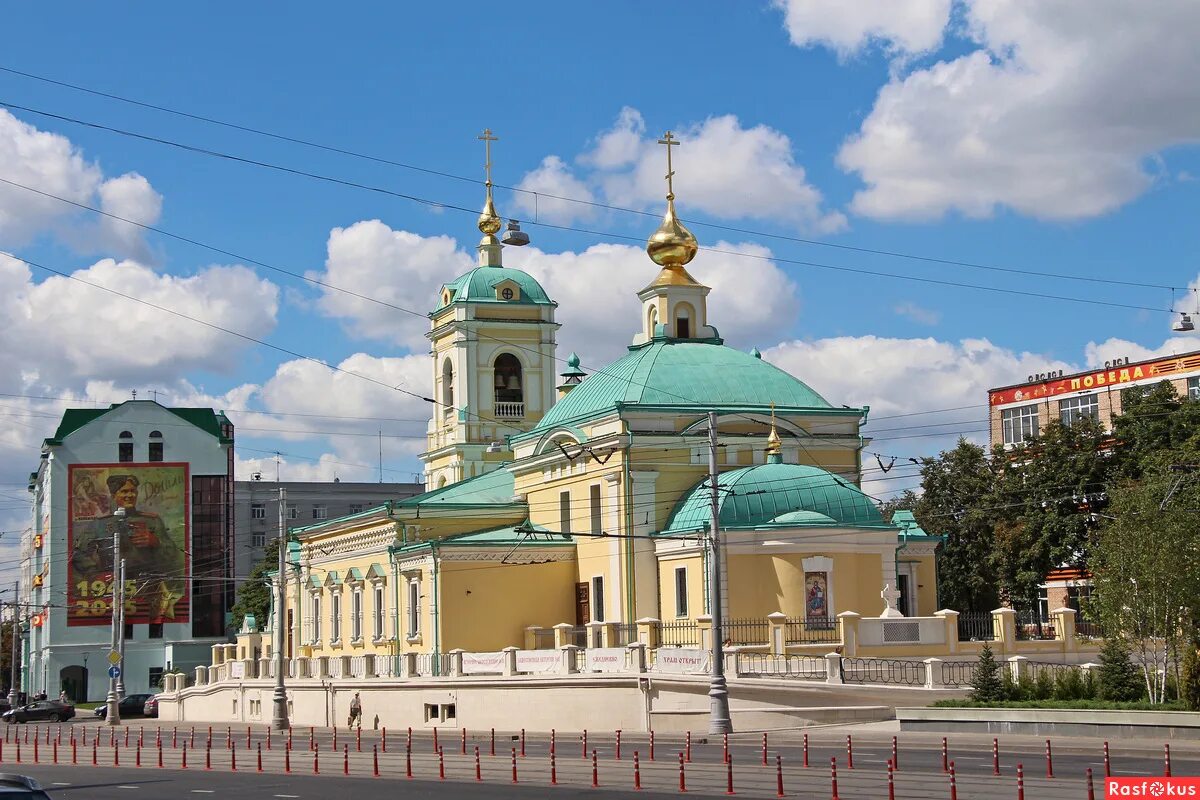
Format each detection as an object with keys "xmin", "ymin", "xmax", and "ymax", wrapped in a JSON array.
[
  {"xmin": 657, "ymin": 130, "xmax": 680, "ymax": 199},
  {"xmin": 478, "ymin": 128, "xmax": 499, "ymax": 186}
]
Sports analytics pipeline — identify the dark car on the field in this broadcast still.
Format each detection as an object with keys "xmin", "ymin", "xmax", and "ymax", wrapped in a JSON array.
[
  {"xmin": 0, "ymin": 774, "xmax": 51, "ymax": 799},
  {"xmin": 143, "ymin": 695, "xmax": 160, "ymax": 718},
  {"xmin": 2, "ymin": 700, "xmax": 75, "ymax": 724},
  {"xmin": 93, "ymin": 693, "xmax": 153, "ymax": 720}
]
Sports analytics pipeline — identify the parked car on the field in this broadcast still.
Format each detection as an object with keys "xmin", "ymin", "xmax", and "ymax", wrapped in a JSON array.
[
  {"xmin": 0, "ymin": 774, "xmax": 52, "ymax": 799},
  {"xmin": 143, "ymin": 695, "xmax": 159, "ymax": 718},
  {"xmin": 93, "ymin": 693, "xmax": 153, "ymax": 720},
  {"xmin": 2, "ymin": 700, "xmax": 75, "ymax": 724}
]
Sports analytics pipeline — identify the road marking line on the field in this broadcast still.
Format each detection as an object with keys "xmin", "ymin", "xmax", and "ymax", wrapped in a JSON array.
[
  {"xmin": 118, "ymin": 786, "xmax": 140, "ymax": 790},
  {"xmin": 52, "ymin": 783, "xmax": 72, "ymax": 786},
  {"xmin": 191, "ymin": 791, "xmax": 215, "ymax": 794},
  {"xmin": 274, "ymin": 795, "xmax": 300, "ymax": 798}
]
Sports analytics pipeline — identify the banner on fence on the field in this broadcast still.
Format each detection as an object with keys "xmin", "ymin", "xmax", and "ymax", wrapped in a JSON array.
[
  {"xmin": 584, "ymin": 647, "xmax": 626, "ymax": 673},
  {"xmin": 515, "ymin": 650, "xmax": 560, "ymax": 674},
  {"xmin": 461, "ymin": 651, "xmax": 506, "ymax": 675},
  {"xmin": 653, "ymin": 648, "xmax": 710, "ymax": 674}
]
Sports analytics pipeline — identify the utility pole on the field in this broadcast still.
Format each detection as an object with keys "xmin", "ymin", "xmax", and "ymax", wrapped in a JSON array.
[
  {"xmin": 7, "ymin": 581, "xmax": 18, "ymax": 709},
  {"xmin": 706, "ymin": 411, "xmax": 732, "ymax": 734},
  {"xmin": 271, "ymin": 486, "xmax": 290, "ymax": 731},
  {"xmin": 115, "ymin": 559, "xmax": 126, "ymax": 701},
  {"xmin": 106, "ymin": 510, "xmax": 124, "ymax": 726}
]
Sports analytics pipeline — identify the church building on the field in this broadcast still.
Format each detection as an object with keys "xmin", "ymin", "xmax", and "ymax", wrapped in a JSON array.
[{"xmin": 268, "ymin": 131, "xmax": 938, "ymax": 663}]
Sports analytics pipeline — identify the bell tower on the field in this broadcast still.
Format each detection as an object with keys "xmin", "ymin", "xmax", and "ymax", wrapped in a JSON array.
[
  {"xmin": 421, "ymin": 130, "xmax": 560, "ymax": 490},
  {"xmin": 632, "ymin": 131, "xmax": 718, "ymax": 346}
]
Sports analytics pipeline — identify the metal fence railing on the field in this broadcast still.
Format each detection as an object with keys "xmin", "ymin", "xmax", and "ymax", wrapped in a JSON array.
[
  {"xmin": 840, "ymin": 657, "xmax": 926, "ymax": 686},
  {"xmin": 1015, "ymin": 611, "xmax": 1056, "ymax": 641},
  {"xmin": 659, "ymin": 620, "xmax": 701, "ymax": 647},
  {"xmin": 722, "ymin": 618, "xmax": 770, "ymax": 646},
  {"xmin": 957, "ymin": 612, "xmax": 996, "ymax": 641},
  {"xmin": 784, "ymin": 616, "xmax": 839, "ymax": 644},
  {"xmin": 532, "ymin": 629, "xmax": 556, "ymax": 650},
  {"xmin": 939, "ymin": 660, "xmax": 976, "ymax": 688},
  {"xmin": 737, "ymin": 653, "xmax": 826, "ymax": 680}
]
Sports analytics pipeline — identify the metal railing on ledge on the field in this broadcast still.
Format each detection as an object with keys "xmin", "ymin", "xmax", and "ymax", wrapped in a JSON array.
[
  {"xmin": 737, "ymin": 653, "xmax": 826, "ymax": 680},
  {"xmin": 1015, "ymin": 610, "xmax": 1056, "ymax": 641},
  {"xmin": 659, "ymin": 620, "xmax": 701, "ymax": 646},
  {"xmin": 494, "ymin": 401, "xmax": 524, "ymax": 419},
  {"xmin": 957, "ymin": 611, "xmax": 996, "ymax": 641},
  {"xmin": 784, "ymin": 616, "xmax": 839, "ymax": 644},
  {"xmin": 841, "ymin": 657, "xmax": 926, "ymax": 686},
  {"xmin": 722, "ymin": 618, "xmax": 769, "ymax": 647}
]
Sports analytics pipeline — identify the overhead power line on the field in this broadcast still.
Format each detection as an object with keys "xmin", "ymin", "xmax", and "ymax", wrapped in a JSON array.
[{"xmin": 0, "ymin": 64, "xmax": 1175, "ymax": 292}]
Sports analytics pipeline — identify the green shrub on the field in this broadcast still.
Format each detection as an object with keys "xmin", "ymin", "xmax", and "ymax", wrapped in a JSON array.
[
  {"xmin": 1182, "ymin": 645, "xmax": 1200, "ymax": 711},
  {"xmin": 1081, "ymin": 669, "xmax": 1098, "ymax": 700},
  {"xmin": 969, "ymin": 644, "xmax": 1005, "ymax": 702},
  {"xmin": 1098, "ymin": 637, "xmax": 1144, "ymax": 702},
  {"xmin": 1054, "ymin": 668, "xmax": 1085, "ymax": 701},
  {"xmin": 1016, "ymin": 672, "xmax": 1036, "ymax": 701},
  {"xmin": 1000, "ymin": 668, "xmax": 1019, "ymax": 701},
  {"xmin": 1033, "ymin": 668, "xmax": 1055, "ymax": 700}
]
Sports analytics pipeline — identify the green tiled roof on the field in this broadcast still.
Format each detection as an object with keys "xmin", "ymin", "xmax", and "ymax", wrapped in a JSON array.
[
  {"xmin": 46, "ymin": 402, "xmax": 231, "ymax": 445},
  {"xmin": 391, "ymin": 521, "xmax": 569, "ymax": 554},
  {"xmin": 891, "ymin": 510, "xmax": 943, "ymax": 541},
  {"xmin": 396, "ymin": 467, "xmax": 517, "ymax": 509},
  {"xmin": 661, "ymin": 463, "xmax": 890, "ymax": 535},
  {"xmin": 524, "ymin": 340, "xmax": 855, "ymax": 436},
  {"xmin": 434, "ymin": 266, "xmax": 554, "ymax": 313}
]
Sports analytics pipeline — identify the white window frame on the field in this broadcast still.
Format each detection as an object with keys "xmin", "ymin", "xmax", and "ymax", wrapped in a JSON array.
[
  {"xmin": 1188, "ymin": 377, "xmax": 1200, "ymax": 401},
  {"xmin": 310, "ymin": 594, "xmax": 322, "ymax": 645},
  {"xmin": 674, "ymin": 566, "xmax": 688, "ymax": 618},
  {"xmin": 1059, "ymin": 394, "xmax": 1099, "ymax": 427},
  {"xmin": 251, "ymin": 530, "xmax": 266, "ymax": 548},
  {"xmin": 349, "ymin": 503, "xmax": 364, "ymax": 515},
  {"xmin": 330, "ymin": 591, "xmax": 342, "ymax": 644},
  {"xmin": 1001, "ymin": 404, "xmax": 1040, "ymax": 446},
  {"xmin": 350, "ymin": 589, "xmax": 363, "ymax": 643},
  {"xmin": 313, "ymin": 504, "xmax": 328, "ymax": 520},
  {"xmin": 372, "ymin": 583, "xmax": 386, "ymax": 641},
  {"xmin": 286, "ymin": 504, "xmax": 299, "ymax": 520},
  {"xmin": 250, "ymin": 503, "xmax": 266, "ymax": 520},
  {"xmin": 406, "ymin": 580, "xmax": 421, "ymax": 639},
  {"xmin": 591, "ymin": 575, "xmax": 605, "ymax": 623}
]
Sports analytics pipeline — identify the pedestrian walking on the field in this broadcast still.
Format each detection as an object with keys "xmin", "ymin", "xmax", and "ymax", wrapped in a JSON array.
[{"xmin": 348, "ymin": 693, "xmax": 362, "ymax": 729}]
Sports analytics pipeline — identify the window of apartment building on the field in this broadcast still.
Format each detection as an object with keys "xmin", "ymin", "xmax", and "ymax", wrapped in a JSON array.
[
  {"xmin": 349, "ymin": 504, "xmax": 364, "ymax": 515},
  {"xmin": 118, "ymin": 430, "xmax": 133, "ymax": 463},
  {"xmin": 148, "ymin": 430, "xmax": 163, "ymax": 462},
  {"xmin": 330, "ymin": 593, "xmax": 342, "ymax": 643},
  {"xmin": 407, "ymin": 581, "xmax": 420, "ymax": 637},
  {"xmin": 589, "ymin": 484, "xmax": 602, "ymax": 535},
  {"xmin": 149, "ymin": 623, "xmax": 164, "ymax": 639},
  {"xmin": 674, "ymin": 566, "xmax": 688, "ymax": 618},
  {"xmin": 373, "ymin": 584, "xmax": 385, "ymax": 640},
  {"xmin": 123, "ymin": 623, "xmax": 134, "ymax": 640},
  {"xmin": 559, "ymin": 491, "xmax": 571, "ymax": 535},
  {"xmin": 250, "ymin": 503, "xmax": 266, "ymax": 520},
  {"xmin": 313, "ymin": 504, "xmax": 328, "ymax": 520},
  {"xmin": 1060, "ymin": 394, "xmax": 1099, "ymax": 427},
  {"xmin": 251, "ymin": 530, "xmax": 266, "ymax": 548},
  {"xmin": 1189, "ymin": 377, "xmax": 1200, "ymax": 401},
  {"xmin": 351, "ymin": 590, "xmax": 363, "ymax": 642},
  {"xmin": 311, "ymin": 595, "xmax": 322, "ymax": 643},
  {"xmin": 591, "ymin": 576, "xmax": 605, "ymax": 622},
  {"xmin": 286, "ymin": 504, "xmax": 298, "ymax": 520},
  {"xmin": 148, "ymin": 667, "xmax": 164, "ymax": 689},
  {"xmin": 1001, "ymin": 405, "xmax": 1040, "ymax": 446}
]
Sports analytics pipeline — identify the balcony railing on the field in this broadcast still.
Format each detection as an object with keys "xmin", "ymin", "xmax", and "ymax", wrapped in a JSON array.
[{"xmin": 494, "ymin": 401, "xmax": 525, "ymax": 419}]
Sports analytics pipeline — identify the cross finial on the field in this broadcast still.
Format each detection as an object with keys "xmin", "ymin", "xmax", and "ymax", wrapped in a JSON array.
[
  {"xmin": 657, "ymin": 131, "xmax": 680, "ymax": 200},
  {"xmin": 478, "ymin": 128, "xmax": 499, "ymax": 187}
]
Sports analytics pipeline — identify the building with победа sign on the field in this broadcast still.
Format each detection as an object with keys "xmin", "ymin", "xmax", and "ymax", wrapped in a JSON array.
[
  {"xmin": 988, "ymin": 350, "xmax": 1200, "ymax": 448},
  {"xmin": 261, "ymin": 131, "xmax": 941, "ymax": 673}
]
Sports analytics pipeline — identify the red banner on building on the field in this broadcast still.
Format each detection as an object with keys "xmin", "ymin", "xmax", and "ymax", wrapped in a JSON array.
[{"xmin": 990, "ymin": 353, "xmax": 1200, "ymax": 406}]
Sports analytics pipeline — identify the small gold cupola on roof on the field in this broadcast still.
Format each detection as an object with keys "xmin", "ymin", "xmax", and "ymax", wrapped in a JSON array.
[
  {"xmin": 476, "ymin": 128, "xmax": 504, "ymax": 267},
  {"xmin": 634, "ymin": 131, "xmax": 716, "ymax": 346},
  {"xmin": 765, "ymin": 402, "xmax": 783, "ymax": 464}
]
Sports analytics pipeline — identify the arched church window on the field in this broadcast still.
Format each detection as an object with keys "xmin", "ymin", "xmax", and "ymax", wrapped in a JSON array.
[
  {"xmin": 493, "ymin": 353, "xmax": 524, "ymax": 418},
  {"xmin": 647, "ymin": 305, "xmax": 659, "ymax": 336},
  {"xmin": 675, "ymin": 303, "xmax": 694, "ymax": 339},
  {"xmin": 441, "ymin": 358, "xmax": 454, "ymax": 414},
  {"xmin": 118, "ymin": 430, "xmax": 133, "ymax": 463}
]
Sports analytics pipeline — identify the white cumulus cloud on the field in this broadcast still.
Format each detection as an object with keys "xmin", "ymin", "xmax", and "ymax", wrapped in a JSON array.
[
  {"xmin": 832, "ymin": 0, "xmax": 1200, "ymax": 221},
  {"xmin": 771, "ymin": 0, "xmax": 953, "ymax": 56}
]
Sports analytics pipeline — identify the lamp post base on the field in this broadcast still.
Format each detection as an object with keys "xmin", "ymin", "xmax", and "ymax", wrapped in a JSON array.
[{"xmin": 105, "ymin": 689, "xmax": 121, "ymax": 726}]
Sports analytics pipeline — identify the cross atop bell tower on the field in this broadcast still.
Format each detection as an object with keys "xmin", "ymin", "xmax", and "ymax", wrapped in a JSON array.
[{"xmin": 476, "ymin": 128, "xmax": 503, "ymax": 267}]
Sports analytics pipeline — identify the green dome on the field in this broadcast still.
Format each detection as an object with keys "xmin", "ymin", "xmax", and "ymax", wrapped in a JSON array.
[
  {"xmin": 528, "ymin": 340, "xmax": 838, "ymax": 433},
  {"xmin": 660, "ymin": 462, "xmax": 888, "ymax": 534},
  {"xmin": 435, "ymin": 266, "xmax": 554, "ymax": 312}
]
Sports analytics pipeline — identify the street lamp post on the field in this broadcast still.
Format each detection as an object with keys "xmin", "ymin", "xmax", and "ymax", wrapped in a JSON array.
[
  {"xmin": 7, "ymin": 581, "xmax": 18, "ymax": 710},
  {"xmin": 106, "ymin": 510, "xmax": 124, "ymax": 726},
  {"xmin": 115, "ymin": 559, "xmax": 126, "ymax": 701},
  {"xmin": 706, "ymin": 411, "xmax": 732, "ymax": 734},
  {"xmin": 270, "ymin": 486, "xmax": 290, "ymax": 730}
]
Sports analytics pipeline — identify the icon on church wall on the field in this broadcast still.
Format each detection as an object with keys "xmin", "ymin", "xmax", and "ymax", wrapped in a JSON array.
[{"xmin": 804, "ymin": 572, "xmax": 829, "ymax": 621}]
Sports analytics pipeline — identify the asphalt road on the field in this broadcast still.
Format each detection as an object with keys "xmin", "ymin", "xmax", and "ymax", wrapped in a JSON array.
[{"xmin": 2, "ymin": 719, "xmax": 1197, "ymax": 798}]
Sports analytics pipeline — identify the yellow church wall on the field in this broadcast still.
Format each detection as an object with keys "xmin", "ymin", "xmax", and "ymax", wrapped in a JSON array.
[
  {"xmin": 901, "ymin": 554, "xmax": 939, "ymax": 615},
  {"xmin": 438, "ymin": 558, "xmax": 578, "ymax": 651},
  {"xmin": 656, "ymin": 553, "xmax": 706, "ymax": 620},
  {"xmin": 725, "ymin": 551, "xmax": 888, "ymax": 618}
]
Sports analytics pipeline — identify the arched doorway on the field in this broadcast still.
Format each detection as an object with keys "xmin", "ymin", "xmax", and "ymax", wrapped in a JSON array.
[{"xmin": 59, "ymin": 665, "xmax": 88, "ymax": 703}]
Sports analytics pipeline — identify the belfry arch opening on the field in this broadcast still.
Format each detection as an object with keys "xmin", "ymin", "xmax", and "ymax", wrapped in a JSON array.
[{"xmin": 494, "ymin": 353, "xmax": 524, "ymax": 418}]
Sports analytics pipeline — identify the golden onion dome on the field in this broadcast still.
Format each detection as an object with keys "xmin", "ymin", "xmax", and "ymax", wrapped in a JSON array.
[{"xmin": 646, "ymin": 195, "xmax": 698, "ymax": 268}]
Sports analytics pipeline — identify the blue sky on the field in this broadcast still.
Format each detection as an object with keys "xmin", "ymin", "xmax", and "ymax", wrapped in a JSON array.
[{"xmin": 2, "ymin": 0, "xmax": 1200, "ymax": 527}]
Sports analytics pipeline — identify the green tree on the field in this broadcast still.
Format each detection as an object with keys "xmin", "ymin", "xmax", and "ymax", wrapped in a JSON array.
[
  {"xmin": 1095, "ymin": 635, "xmax": 1145, "ymax": 702},
  {"xmin": 878, "ymin": 489, "xmax": 919, "ymax": 523},
  {"xmin": 915, "ymin": 440, "xmax": 1001, "ymax": 612},
  {"xmin": 1182, "ymin": 642, "xmax": 1200, "ymax": 712},
  {"xmin": 968, "ymin": 643, "xmax": 1005, "ymax": 702},
  {"xmin": 231, "ymin": 539, "xmax": 280, "ymax": 632},
  {"xmin": 1089, "ymin": 465, "xmax": 1200, "ymax": 704}
]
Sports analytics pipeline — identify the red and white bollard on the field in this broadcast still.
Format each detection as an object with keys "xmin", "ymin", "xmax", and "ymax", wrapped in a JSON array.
[
  {"xmin": 762, "ymin": 733, "xmax": 769, "ymax": 766},
  {"xmin": 1016, "ymin": 763, "xmax": 1025, "ymax": 800},
  {"xmin": 1165, "ymin": 743, "xmax": 1173, "ymax": 777},
  {"xmin": 1045, "ymin": 738, "xmax": 1054, "ymax": 779},
  {"xmin": 686, "ymin": 731, "xmax": 692, "ymax": 763},
  {"xmin": 726, "ymin": 753, "xmax": 735, "ymax": 796},
  {"xmin": 1104, "ymin": 741, "xmax": 1111, "ymax": 777},
  {"xmin": 475, "ymin": 746, "xmax": 482, "ymax": 782},
  {"xmin": 1087, "ymin": 767, "xmax": 1096, "ymax": 800},
  {"xmin": 830, "ymin": 757, "xmax": 840, "ymax": 800},
  {"xmin": 373, "ymin": 745, "xmax": 379, "ymax": 778},
  {"xmin": 887, "ymin": 759, "xmax": 895, "ymax": 800},
  {"xmin": 949, "ymin": 760, "xmax": 958, "ymax": 800},
  {"xmin": 633, "ymin": 751, "xmax": 641, "ymax": 791},
  {"xmin": 437, "ymin": 747, "xmax": 444, "ymax": 780},
  {"xmin": 511, "ymin": 747, "xmax": 518, "ymax": 784},
  {"xmin": 776, "ymin": 755, "xmax": 785, "ymax": 798},
  {"xmin": 592, "ymin": 749, "xmax": 599, "ymax": 787},
  {"xmin": 891, "ymin": 735, "xmax": 899, "ymax": 771},
  {"xmin": 993, "ymin": 737, "xmax": 1000, "ymax": 776},
  {"xmin": 679, "ymin": 751, "xmax": 687, "ymax": 793},
  {"xmin": 551, "ymin": 748, "xmax": 558, "ymax": 785},
  {"xmin": 616, "ymin": 729, "xmax": 621, "ymax": 761},
  {"xmin": 803, "ymin": 733, "xmax": 809, "ymax": 768},
  {"xmin": 846, "ymin": 734, "xmax": 854, "ymax": 769}
]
